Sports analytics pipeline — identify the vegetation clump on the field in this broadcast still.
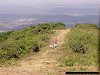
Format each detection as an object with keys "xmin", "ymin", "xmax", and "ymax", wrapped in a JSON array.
[
  {"xmin": 70, "ymin": 42, "xmax": 86, "ymax": 54},
  {"xmin": 60, "ymin": 23, "xmax": 99, "ymax": 67},
  {"xmin": 32, "ymin": 43, "xmax": 40, "ymax": 52},
  {"xmin": 68, "ymin": 23, "xmax": 99, "ymax": 53},
  {"xmin": 0, "ymin": 22, "xmax": 66, "ymax": 65}
]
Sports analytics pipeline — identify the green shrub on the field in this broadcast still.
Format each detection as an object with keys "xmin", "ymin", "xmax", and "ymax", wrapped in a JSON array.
[
  {"xmin": 70, "ymin": 41, "xmax": 86, "ymax": 54},
  {"xmin": 75, "ymin": 23, "xmax": 97, "ymax": 29},
  {"xmin": 0, "ymin": 31, "xmax": 13, "ymax": 42},
  {"xmin": 61, "ymin": 23, "xmax": 99, "ymax": 67},
  {"xmin": 67, "ymin": 27, "xmax": 98, "ymax": 53},
  {"xmin": 0, "ymin": 22, "xmax": 66, "ymax": 64},
  {"xmin": 0, "ymin": 43, "xmax": 20, "ymax": 59},
  {"xmin": 32, "ymin": 44, "xmax": 40, "ymax": 52}
]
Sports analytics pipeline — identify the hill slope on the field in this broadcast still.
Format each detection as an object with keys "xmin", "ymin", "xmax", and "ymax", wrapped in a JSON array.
[
  {"xmin": 0, "ymin": 29, "xmax": 70, "ymax": 75},
  {"xmin": 0, "ymin": 22, "xmax": 66, "ymax": 65}
]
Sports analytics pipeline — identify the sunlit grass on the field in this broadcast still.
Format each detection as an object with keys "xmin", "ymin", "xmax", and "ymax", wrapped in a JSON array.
[{"xmin": 60, "ymin": 24, "xmax": 99, "ymax": 68}]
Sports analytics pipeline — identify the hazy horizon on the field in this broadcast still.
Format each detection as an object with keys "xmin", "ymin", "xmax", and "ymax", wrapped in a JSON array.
[{"xmin": 0, "ymin": 0, "xmax": 99, "ymax": 30}]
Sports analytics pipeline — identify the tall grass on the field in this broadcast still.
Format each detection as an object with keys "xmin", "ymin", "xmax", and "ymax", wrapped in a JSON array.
[{"xmin": 60, "ymin": 24, "xmax": 99, "ymax": 68}]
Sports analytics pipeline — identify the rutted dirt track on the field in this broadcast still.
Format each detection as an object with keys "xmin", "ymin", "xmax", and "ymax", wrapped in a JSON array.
[
  {"xmin": 0, "ymin": 29, "xmax": 99, "ymax": 75},
  {"xmin": 0, "ymin": 29, "xmax": 70, "ymax": 75}
]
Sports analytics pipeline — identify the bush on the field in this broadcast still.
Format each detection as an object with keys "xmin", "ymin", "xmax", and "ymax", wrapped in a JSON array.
[
  {"xmin": 61, "ymin": 23, "xmax": 99, "ymax": 67},
  {"xmin": 75, "ymin": 23, "xmax": 98, "ymax": 29},
  {"xmin": 0, "ymin": 31, "xmax": 13, "ymax": 42},
  {"xmin": 70, "ymin": 41, "xmax": 86, "ymax": 54},
  {"xmin": 32, "ymin": 44, "xmax": 40, "ymax": 52},
  {"xmin": 0, "ymin": 43, "xmax": 20, "ymax": 60},
  {"xmin": 67, "ymin": 27, "xmax": 99, "ymax": 54},
  {"xmin": 0, "ymin": 22, "xmax": 66, "ymax": 64}
]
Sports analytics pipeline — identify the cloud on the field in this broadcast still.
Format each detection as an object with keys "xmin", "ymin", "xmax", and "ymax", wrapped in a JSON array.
[{"xmin": 0, "ymin": 0, "xmax": 100, "ymax": 6}]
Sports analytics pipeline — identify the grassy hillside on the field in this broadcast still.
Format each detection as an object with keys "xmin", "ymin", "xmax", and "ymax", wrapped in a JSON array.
[
  {"xmin": 60, "ymin": 23, "xmax": 99, "ymax": 71},
  {"xmin": 0, "ymin": 22, "xmax": 66, "ymax": 65}
]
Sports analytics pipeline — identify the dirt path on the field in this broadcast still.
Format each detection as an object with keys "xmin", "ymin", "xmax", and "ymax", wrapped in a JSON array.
[{"xmin": 0, "ymin": 29, "xmax": 70, "ymax": 75}]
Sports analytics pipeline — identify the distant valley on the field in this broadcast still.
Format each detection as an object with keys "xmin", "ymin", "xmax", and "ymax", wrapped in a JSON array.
[
  {"xmin": 0, "ymin": 5, "xmax": 99, "ymax": 32},
  {"xmin": 0, "ymin": 14, "xmax": 99, "ymax": 32}
]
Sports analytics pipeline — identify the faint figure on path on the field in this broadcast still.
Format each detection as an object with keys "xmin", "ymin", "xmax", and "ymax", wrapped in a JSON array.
[{"xmin": 49, "ymin": 37, "xmax": 59, "ymax": 49}]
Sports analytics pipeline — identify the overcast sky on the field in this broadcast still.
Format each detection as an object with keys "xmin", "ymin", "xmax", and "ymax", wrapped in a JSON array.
[
  {"xmin": 0, "ymin": 0, "xmax": 99, "ymax": 14},
  {"xmin": 0, "ymin": 0, "xmax": 100, "ymax": 7},
  {"xmin": 0, "ymin": 0, "xmax": 99, "ymax": 25}
]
